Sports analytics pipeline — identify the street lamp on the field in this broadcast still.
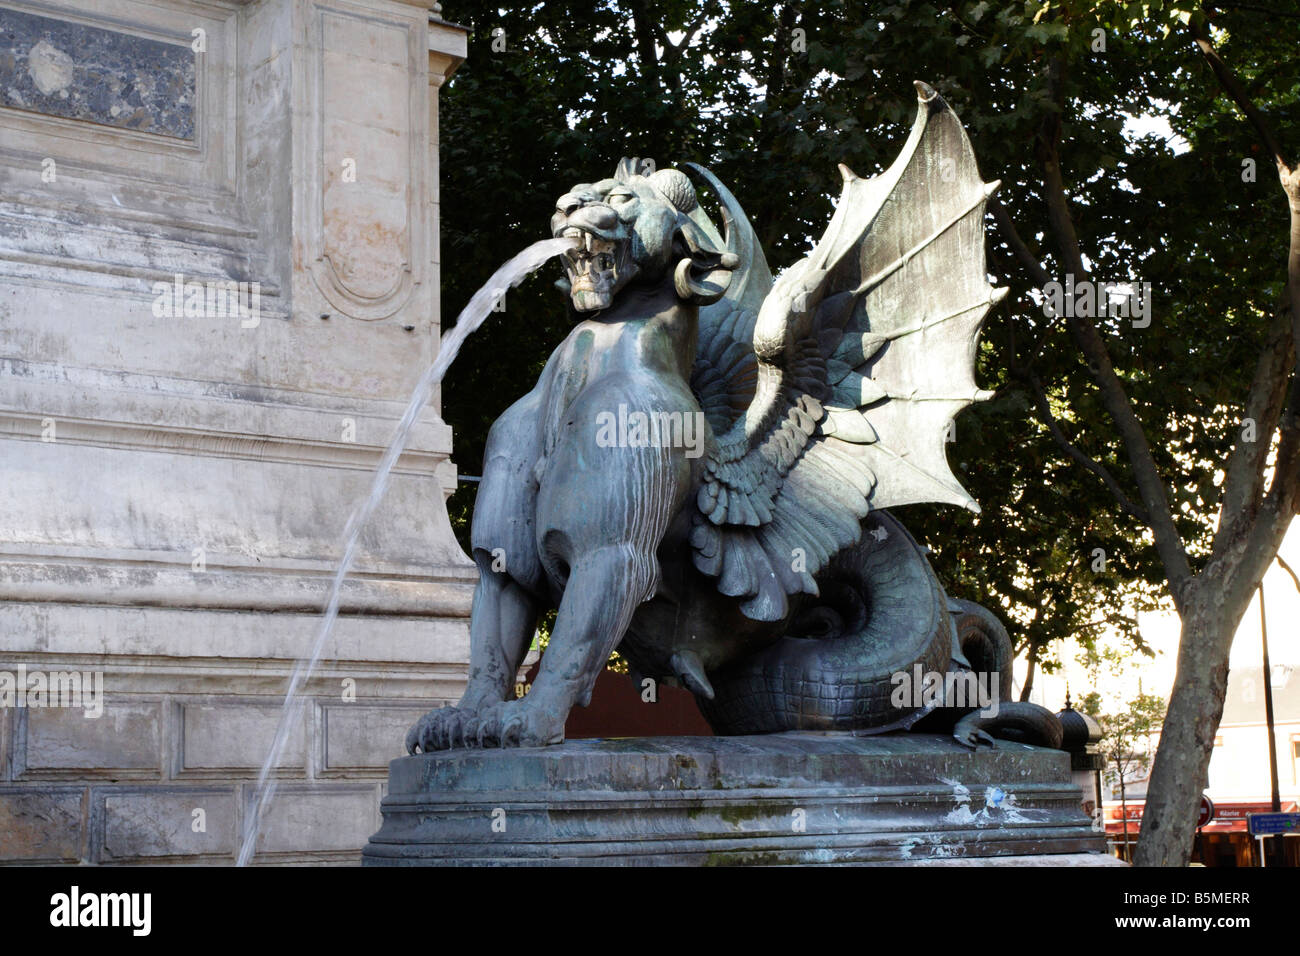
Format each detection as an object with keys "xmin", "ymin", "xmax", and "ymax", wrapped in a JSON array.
[{"xmin": 1257, "ymin": 554, "xmax": 1298, "ymax": 867}]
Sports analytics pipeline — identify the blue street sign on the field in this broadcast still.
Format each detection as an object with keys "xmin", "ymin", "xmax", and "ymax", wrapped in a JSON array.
[{"xmin": 1247, "ymin": 812, "xmax": 1300, "ymax": 835}]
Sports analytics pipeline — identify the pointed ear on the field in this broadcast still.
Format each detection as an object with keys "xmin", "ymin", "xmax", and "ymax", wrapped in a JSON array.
[{"xmin": 673, "ymin": 217, "xmax": 739, "ymax": 305}]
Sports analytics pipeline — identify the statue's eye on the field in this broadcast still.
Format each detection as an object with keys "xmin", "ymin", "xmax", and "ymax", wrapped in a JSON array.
[{"xmin": 607, "ymin": 191, "xmax": 634, "ymax": 204}]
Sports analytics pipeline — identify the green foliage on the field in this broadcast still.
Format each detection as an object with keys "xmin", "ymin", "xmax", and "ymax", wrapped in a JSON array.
[
  {"xmin": 527, "ymin": 608, "xmax": 632, "ymax": 674},
  {"xmin": 1078, "ymin": 639, "xmax": 1167, "ymax": 792},
  {"xmin": 436, "ymin": 0, "xmax": 1299, "ymax": 676},
  {"xmin": 1081, "ymin": 689, "xmax": 1168, "ymax": 798}
]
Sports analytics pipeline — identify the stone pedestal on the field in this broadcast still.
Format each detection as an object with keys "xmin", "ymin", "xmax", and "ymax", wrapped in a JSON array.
[
  {"xmin": 363, "ymin": 734, "xmax": 1113, "ymax": 865},
  {"xmin": 0, "ymin": 0, "xmax": 476, "ymax": 863}
]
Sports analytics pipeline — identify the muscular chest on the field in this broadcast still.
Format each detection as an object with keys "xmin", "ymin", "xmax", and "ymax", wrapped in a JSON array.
[{"xmin": 544, "ymin": 321, "xmax": 641, "ymax": 417}]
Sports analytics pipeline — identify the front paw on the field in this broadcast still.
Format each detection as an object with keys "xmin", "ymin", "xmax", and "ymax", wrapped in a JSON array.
[
  {"xmin": 465, "ymin": 699, "xmax": 566, "ymax": 749},
  {"xmin": 501, "ymin": 699, "xmax": 567, "ymax": 748},
  {"xmin": 406, "ymin": 705, "xmax": 474, "ymax": 753}
]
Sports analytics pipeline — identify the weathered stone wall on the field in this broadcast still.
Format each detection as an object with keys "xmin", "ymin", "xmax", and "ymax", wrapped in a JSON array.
[{"xmin": 0, "ymin": 0, "xmax": 475, "ymax": 864}]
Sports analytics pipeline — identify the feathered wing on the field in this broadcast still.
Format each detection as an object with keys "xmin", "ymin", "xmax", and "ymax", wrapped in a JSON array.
[{"xmin": 687, "ymin": 82, "xmax": 1007, "ymax": 623}]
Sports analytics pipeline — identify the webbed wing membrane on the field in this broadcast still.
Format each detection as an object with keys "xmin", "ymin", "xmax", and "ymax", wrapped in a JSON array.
[
  {"xmin": 821, "ymin": 85, "xmax": 1005, "ymax": 511},
  {"xmin": 688, "ymin": 82, "xmax": 1005, "ymax": 622}
]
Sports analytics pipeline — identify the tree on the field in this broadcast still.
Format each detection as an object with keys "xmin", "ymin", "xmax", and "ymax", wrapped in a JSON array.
[{"xmin": 978, "ymin": 1, "xmax": 1300, "ymax": 866}]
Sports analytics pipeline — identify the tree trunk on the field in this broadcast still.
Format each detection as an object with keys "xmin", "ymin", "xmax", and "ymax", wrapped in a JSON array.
[
  {"xmin": 1132, "ymin": 581, "xmax": 1243, "ymax": 865},
  {"xmin": 1019, "ymin": 645, "xmax": 1038, "ymax": 702}
]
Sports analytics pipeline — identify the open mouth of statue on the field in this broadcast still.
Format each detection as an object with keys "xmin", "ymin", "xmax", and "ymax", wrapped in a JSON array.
[{"xmin": 560, "ymin": 226, "xmax": 622, "ymax": 312}]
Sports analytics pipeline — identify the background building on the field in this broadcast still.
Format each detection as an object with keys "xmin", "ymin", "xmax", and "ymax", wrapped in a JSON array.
[{"xmin": 0, "ymin": 0, "xmax": 476, "ymax": 864}]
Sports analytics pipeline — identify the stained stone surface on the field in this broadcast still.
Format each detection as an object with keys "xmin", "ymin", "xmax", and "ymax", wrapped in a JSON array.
[
  {"xmin": 0, "ymin": 7, "xmax": 195, "ymax": 138},
  {"xmin": 363, "ymin": 733, "xmax": 1110, "ymax": 866},
  {"xmin": 0, "ymin": 1, "xmax": 473, "ymax": 865}
]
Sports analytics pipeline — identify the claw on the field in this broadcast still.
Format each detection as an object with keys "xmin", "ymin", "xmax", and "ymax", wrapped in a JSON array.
[
  {"xmin": 500, "ymin": 716, "xmax": 523, "ymax": 748},
  {"xmin": 408, "ymin": 713, "xmax": 437, "ymax": 754},
  {"xmin": 954, "ymin": 728, "xmax": 996, "ymax": 750},
  {"xmin": 488, "ymin": 714, "xmax": 508, "ymax": 747},
  {"xmin": 952, "ymin": 711, "xmax": 998, "ymax": 751},
  {"xmin": 403, "ymin": 706, "xmax": 475, "ymax": 753}
]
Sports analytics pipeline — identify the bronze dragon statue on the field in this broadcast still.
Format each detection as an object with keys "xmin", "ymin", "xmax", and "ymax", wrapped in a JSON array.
[{"xmin": 407, "ymin": 83, "xmax": 1064, "ymax": 753}]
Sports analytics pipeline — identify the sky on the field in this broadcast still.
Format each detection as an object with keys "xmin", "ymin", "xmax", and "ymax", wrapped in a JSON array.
[{"xmin": 1017, "ymin": 518, "xmax": 1300, "ymax": 713}]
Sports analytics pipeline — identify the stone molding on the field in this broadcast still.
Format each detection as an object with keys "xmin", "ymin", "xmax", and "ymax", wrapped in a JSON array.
[{"xmin": 0, "ymin": 0, "xmax": 473, "ymax": 865}]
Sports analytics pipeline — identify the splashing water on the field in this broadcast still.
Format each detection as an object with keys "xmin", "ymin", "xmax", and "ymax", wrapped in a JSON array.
[{"xmin": 236, "ymin": 237, "xmax": 575, "ymax": 867}]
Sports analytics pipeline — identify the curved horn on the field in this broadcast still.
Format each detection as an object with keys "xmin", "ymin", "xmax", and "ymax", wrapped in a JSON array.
[{"xmin": 684, "ymin": 163, "xmax": 773, "ymax": 318}]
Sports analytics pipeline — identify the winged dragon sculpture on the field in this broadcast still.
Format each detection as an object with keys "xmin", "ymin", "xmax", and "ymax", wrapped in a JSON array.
[{"xmin": 407, "ymin": 83, "xmax": 1063, "ymax": 752}]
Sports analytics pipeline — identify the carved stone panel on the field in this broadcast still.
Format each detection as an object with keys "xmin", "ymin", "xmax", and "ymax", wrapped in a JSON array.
[
  {"xmin": 0, "ymin": 6, "xmax": 196, "ymax": 139},
  {"xmin": 304, "ymin": 2, "xmax": 425, "ymax": 320}
]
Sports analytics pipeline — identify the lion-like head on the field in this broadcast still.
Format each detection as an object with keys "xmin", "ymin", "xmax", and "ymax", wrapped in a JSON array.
[{"xmin": 551, "ymin": 159, "xmax": 736, "ymax": 313}]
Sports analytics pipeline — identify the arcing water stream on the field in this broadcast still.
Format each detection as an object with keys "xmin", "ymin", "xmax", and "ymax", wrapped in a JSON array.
[{"xmin": 236, "ymin": 237, "xmax": 576, "ymax": 866}]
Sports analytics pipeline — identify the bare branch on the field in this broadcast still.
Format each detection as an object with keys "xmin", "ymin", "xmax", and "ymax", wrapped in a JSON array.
[
  {"xmin": 1206, "ymin": 2, "xmax": 1300, "ymax": 19},
  {"xmin": 671, "ymin": 9, "xmax": 712, "ymax": 56},
  {"xmin": 1216, "ymin": 299, "xmax": 1294, "ymax": 547},
  {"xmin": 625, "ymin": 0, "xmax": 662, "ymax": 89},
  {"xmin": 990, "ymin": 198, "xmax": 1050, "ymax": 287},
  {"xmin": 1277, "ymin": 553, "xmax": 1300, "ymax": 593},
  {"xmin": 1190, "ymin": 15, "xmax": 1300, "ymax": 382},
  {"xmin": 1188, "ymin": 17, "xmax": 1289, "ymax": 170},
  {"xmin": 989, "ymin": 201, "xmax": 1070, "ymax": 376},
  {"xmin": 1233, "ymin": 417, "xmax": 1300, "ymax": 589},
  {"xmin": 1190, "ymin": 13, "xmax": 1300, "ymax": 566},
  {"xmin": 1034, "ymin": 55, "xmax": 1194, "ymax": 605},
  {"xmin": 1026, "ymin": 373, "xmax": 1152, "ymax": 525}
]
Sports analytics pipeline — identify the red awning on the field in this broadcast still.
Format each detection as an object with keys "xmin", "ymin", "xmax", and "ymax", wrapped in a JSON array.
[{"xmin": 1105, "ymin": 800, "xmax": 1299, "ymax": 835}]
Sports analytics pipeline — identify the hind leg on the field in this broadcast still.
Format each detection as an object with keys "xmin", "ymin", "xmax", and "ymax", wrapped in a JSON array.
[{"xmin": 460, "ymin": 550, "xmax": 540, "ymax": 711}]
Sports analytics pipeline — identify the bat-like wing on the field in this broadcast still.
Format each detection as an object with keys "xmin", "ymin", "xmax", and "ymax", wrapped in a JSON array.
[{"xmin": 688, "ymin": 82, "xmax": 1005, "ymax": 622}]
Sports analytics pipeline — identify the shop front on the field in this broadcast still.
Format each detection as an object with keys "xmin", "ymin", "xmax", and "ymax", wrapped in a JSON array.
[{"xmin": 1105, "ymin": 800, "xmax": 1300, "ymax": 866}]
